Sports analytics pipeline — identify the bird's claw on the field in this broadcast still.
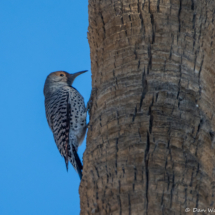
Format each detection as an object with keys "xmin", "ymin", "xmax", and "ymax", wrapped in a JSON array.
[{"xmin": 86, "ymin": 87, "xmax": 97, "ymax": 112}]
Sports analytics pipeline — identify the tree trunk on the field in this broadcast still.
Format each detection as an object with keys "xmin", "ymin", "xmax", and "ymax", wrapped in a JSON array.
[{"xmin": 80, "ymin": 0, "xmax": 215, "ymax": 214}]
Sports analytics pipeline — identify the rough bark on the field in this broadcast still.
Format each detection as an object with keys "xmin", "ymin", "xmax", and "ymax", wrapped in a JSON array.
[{"xmin": 80, "ymin": 0, "xmax": 215, "ymax": 214}]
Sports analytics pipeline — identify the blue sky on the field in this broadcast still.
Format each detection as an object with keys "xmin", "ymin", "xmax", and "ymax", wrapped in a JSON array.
[{"xmin": 0, "ymin": 1, "xmax": 90, "ymax": 214}]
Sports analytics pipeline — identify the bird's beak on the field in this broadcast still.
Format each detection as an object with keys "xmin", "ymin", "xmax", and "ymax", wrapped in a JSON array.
[{"xmin": 68, "ymin": 70, "xmax": 88, "ymax": 85}]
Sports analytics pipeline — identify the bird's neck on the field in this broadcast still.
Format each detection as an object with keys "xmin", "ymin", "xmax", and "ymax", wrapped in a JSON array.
[{"xmin": 44, "ymin": 81, "xmax": 69, "ymax": 96}]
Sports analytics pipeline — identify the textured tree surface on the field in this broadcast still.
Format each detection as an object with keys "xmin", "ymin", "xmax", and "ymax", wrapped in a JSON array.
[{"xmin": 80, "ymin": 0, "xmax": 215, "ymax": 214}]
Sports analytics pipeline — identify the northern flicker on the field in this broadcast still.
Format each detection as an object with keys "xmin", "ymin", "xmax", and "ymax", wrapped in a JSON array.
[{"xmin": 43, "ymin": 70, "xmax": 88, "ymax": 179}]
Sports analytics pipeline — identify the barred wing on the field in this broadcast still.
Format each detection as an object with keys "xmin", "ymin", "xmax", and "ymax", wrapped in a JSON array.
[{"xmin": 45, "ymin": 89, "xmax": 71, "ymax": 169}]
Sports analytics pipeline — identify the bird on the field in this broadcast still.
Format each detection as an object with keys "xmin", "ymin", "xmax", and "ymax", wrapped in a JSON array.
[{"xmin": 43, "ymin": 70, "xmax": 88, "ymax": 179}]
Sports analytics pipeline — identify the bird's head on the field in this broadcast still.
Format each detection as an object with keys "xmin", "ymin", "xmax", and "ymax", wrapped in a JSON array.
[{"xmin": 43, "ymin": 70, "xmax": 87, "ymax": 96}]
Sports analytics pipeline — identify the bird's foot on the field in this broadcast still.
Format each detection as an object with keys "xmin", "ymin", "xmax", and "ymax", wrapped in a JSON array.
[{"xmin": 86, "ymin": 87, "xmax": 97, "ymax": 112}]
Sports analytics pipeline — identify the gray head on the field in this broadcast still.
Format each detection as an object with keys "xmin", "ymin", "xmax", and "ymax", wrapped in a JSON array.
[{"xmin": 43, "ymin": 70, "xmax": 87, "ymax": 96}]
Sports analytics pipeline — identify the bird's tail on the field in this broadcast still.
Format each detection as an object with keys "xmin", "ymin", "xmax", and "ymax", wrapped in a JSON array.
[{"xmin": 72, "ymin": 145, "xmax": 83, "ymax": 179}]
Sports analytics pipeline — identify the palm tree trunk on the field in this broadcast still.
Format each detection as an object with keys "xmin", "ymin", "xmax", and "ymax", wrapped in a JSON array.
[{"xmin": 80, "ymin": 0, "xmax": 215, "ymax": 214}]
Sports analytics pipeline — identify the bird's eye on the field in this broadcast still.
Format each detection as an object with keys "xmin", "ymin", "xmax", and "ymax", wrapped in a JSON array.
[{"xmin": 60, "ymin": 74, "xmax": 64, "ymax": 77}]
